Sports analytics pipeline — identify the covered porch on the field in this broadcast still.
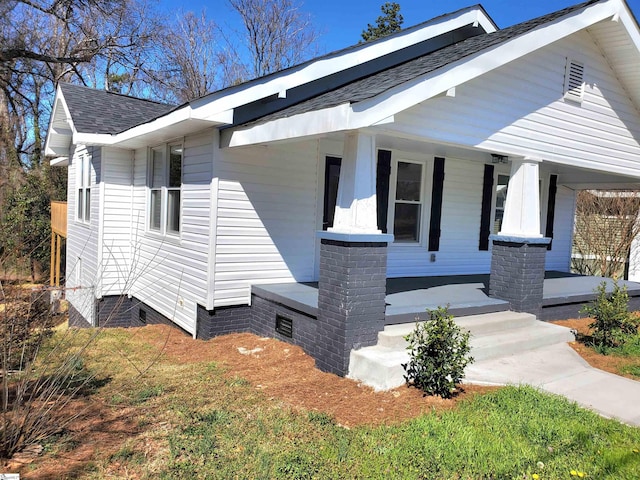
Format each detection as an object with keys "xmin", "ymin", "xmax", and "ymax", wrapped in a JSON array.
[{"xmin": 252, "ymin": 272, "xmax": 640, "ymax": 325}]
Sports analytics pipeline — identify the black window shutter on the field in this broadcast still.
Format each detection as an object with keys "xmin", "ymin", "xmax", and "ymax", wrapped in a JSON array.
[
  {"xmin": 428, "ymin": 157, "xmax": 445, "ymax": 251},
  {"xmin": 479, "ymin": 164, "xmax": 494, "ymax": 251},
  {"xmin": 376, "ymin": 150, "xmax": 392, "ymax": 233},
  {"xmin": 545, "ymin": 174, "xmax": 558, "ymax": 250}
]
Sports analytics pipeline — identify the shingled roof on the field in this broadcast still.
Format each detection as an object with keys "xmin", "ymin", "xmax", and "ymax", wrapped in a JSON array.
[
  {"xmin": 237, "ymin": 0, "xmax": 597, "ymax": 129},
  {"xmin": 59, "ymin": 83, "xmax": 175, "ymax": 135}
]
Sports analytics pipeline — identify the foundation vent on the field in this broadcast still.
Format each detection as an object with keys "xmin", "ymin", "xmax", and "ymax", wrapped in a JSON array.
[
  {"xmin": 139, "ymin": 309, "xmax": 147, "ymax": 324},
  {"xmin": 564, "ymin": 58, "xmax": 585, "ymax": 104},
  {"xmin": 275, "ymin": 314, "xmax": 293, "ymax": 338}
]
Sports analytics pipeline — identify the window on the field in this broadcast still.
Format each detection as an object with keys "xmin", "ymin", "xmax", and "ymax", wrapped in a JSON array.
[
  {"xmin": 493, "ymin": 174, "xmax": 509, "ymax": 234},
  {"xmin": 77, "ymin": 155, "xmax": 91, "ymax": 223},
  {"xmin": 393, "ymin": 161, "xmax": 423, "ymax": 242},
  {"xmin": 149, "ymin": 144, "xmax": 182, "ymax": 234},
  {"xmin": 322, "ymin": 156, "xmax": 341, "ymax": 230}
]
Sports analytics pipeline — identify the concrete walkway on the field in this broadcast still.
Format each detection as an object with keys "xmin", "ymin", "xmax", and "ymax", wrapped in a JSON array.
[{"xmin": 464, "ymin": 343, "xmax": 640, "ymax": 427}]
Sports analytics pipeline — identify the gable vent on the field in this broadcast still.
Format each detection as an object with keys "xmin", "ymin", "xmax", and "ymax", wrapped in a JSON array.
[{"xmin": 564, "ymin": 59, "xmax": 585, "ymax": 104}]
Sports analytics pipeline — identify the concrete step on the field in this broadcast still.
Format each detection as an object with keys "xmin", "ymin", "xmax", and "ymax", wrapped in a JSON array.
[
  {"xmin": 348, "ymin": 312, "xmax": 575, "ymax": 391},
  {"xmin": 378, "ymin": 311, "xmax": 536, "ymax": 349},
  {"xmin": 470, "ymin": 321, "xmax": 574, "ymax": 361},
  {"xmin": 348, "ymin": 346, "xmax": 409, "ymax": 391}
]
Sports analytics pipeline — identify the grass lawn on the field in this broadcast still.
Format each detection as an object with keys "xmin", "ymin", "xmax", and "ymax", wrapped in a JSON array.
[{"xmin": 7, "ymin": 324, "xmax": 640, "ymax": 479}]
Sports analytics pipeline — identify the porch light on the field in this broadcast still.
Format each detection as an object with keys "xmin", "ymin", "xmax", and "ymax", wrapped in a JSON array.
[{"xmin": 491, "ymin": 154, "xmax": 508, "ymax": 164}]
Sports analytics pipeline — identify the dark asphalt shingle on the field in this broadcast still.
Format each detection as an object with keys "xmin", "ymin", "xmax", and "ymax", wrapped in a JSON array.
[
  {"xmin": 240, "ymin": 1, "xmax": 597, "ymax": 128},
  {"xmin": 59, "ymin": 83, "xmax": 175, "ymax": 135}
]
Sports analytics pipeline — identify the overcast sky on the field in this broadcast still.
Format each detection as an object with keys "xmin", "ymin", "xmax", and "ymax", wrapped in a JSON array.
[{"xmin": 164, "ymin": 0, "xmax": 640, "ymax": 54}]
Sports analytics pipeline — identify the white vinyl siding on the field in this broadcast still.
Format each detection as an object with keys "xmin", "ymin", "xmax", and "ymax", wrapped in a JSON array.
[
  {"xmin": 65, "ymin": 144, "xmax": 100, "ymax": 325},
  {"xmin": 393, "ymin": 30, "xmax": 640, "ymax": 178},
  {"xmin": 83, "ymin": 133, "xmax": 214, "ymax": 335},
  {"xmin": 213, "ymin": 141, "xmax": 318, "ymax": 306},
  {"xmin": 100, "ymin": 147, "xmax": 135, "ymax": 297},
  {"xmin": 545, "ymin": 185, "xmax": 576, "ymax": 272}
]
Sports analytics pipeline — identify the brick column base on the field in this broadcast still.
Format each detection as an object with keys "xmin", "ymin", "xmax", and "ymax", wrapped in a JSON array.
[
  {"xmin": 316, "ymin": 232, "xmax": 392, "ymax": 376},
  {"xmin": 489, "ymin": 235, "xmax": 551, "ymax": 317}
]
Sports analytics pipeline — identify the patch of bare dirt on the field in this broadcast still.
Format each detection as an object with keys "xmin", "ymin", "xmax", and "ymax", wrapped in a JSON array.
[
  {"xmin": 134, "ymin": 325, "xmax": 497, "ymax": 428},
  {"xmin": 4, "ymin": 398, "xmax": 140, "ymax": 480},
  {"xmin": 5, "ymin": 324, "xmax": 497, "ymax": 478},
  {"xmin": 551, "ymin": 317, "xmax": 640, "ymax": 379}
]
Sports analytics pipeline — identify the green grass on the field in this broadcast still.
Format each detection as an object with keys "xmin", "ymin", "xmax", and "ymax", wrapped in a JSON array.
[
  {"xmin": 155, "ymin": 385, "xmax": 640, "ymax": 480},
  {"xmin": 41, "ymin": 327, "xmax": 640, "ymax": 479}
]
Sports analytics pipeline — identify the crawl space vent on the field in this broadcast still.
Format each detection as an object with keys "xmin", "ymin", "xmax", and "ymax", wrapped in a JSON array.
[
  {"xmin": 139, "ymin": 309, "xmax": 147, "ymax": 324},
  {"xmin": 275, "ymin": 314, "xmax": 293, "ymax": 338},
  {"xmin": 564, "ymin": 59, "xmax": 585, "ymax": 104}
]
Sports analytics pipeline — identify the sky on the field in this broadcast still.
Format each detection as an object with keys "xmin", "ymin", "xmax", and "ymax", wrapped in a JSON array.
[{"xmin": 163, "ymin": 0, "xmax": 640, "ymax": 55}]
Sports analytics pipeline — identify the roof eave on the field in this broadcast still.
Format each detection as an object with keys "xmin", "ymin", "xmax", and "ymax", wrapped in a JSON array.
[
  {"xmin": 187, "ymin": 6, "xmax": 496, "ymax": 120},
  {"xmin": 223, "ymin": 0, "xmax": 627, "ymax": 148}
]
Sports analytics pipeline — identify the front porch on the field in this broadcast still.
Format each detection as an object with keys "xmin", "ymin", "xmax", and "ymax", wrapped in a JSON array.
[{"xmin": 251, "ymin": 272, "xmax": 640, "ymax": 325}]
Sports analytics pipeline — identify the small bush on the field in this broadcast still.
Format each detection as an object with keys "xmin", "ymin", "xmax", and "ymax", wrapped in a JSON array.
[
  {"xmin": 581, "ymin": 280, "xmax": 638, "ymax": 351},
  {"xmin": 402, "ymin": 306, "xmax": 473, "ymax": 398}
]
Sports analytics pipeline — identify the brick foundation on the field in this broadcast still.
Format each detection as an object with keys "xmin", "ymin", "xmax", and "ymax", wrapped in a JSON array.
[
  {"xmin": 68, "ymin": 304, "xmax": 92, "ymax": 328},
  {"xmin": 196, "ymin": 304, "xmax": 252, "ymax": 339},
  {"xmin": 489, "ymin": 235, "xmax": 551, "ymax": 317}
]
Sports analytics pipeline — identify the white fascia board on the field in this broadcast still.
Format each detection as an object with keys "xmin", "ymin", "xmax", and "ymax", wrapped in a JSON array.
[
  {"xmin": 50, "ymin": 156, "xmax": 69, "ymax": 167},
  {"xmin": 222, "ymin": 104, "xmax": 352, "ymax": 148},
  {"xmin": 618, "ymin": 1, "xmax": 640, "ymax": 53},
  {"xmin": 112, "ymin": 106, "xmax": 192, "ymax": 144},
  {"xmin": 190, "ymin": 7, "xmax": 495, "ymax": 117},
  {"xmin": 73, "ymin": 132, "xmax": 115, "ymax": 146},
  {"xmin": 74, "ymin": 105, "xmax": 230, "ymax": 148},
  {"xmin": 224, "ymin": 1, "xmax": 620, "ymax": 148},
  {"xmin": 351, "ymin": 0, "xmax": 620, "ymax": 127}
]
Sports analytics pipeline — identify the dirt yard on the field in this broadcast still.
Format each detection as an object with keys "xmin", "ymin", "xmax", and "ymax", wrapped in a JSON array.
[{"xmin": 5, "ymin": 316, "xmax": 635, "ymax": 479}]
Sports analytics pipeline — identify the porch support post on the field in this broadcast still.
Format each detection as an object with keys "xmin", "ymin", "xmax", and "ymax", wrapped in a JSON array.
[
  {"xmin": 489, "ymin": 158, "xmax": 550, "ymax": 317},
  {"xmin": 331, "ymin": 131, "xmax": 380, "ymax": 234},
  {"xmin": 315, "ymin": 131, "xmax": 392, "ymax": 376},
  {"xmin": 499, "ymin": 158, "xmax": 543, "ymax": 238}
]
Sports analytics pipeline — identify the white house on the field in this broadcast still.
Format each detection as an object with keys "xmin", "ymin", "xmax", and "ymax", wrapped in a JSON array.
[{"xmin": 45, "ymin": 0, "xmax": 640, "ymax": 376}]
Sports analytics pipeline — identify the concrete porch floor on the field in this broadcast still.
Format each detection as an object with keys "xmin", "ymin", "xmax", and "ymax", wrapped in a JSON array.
[{"xmin": 252, "ymin": 272, "xmax": 640, "ymax": 323}]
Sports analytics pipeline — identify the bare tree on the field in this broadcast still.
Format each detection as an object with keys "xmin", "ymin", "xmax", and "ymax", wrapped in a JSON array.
[
  {"xmin": 0, "ymin": 0, "xmax": 166, "ymax": 277},
  {"xmin": 228, "ymin": 0, "xmax": 319, "ymax": 79},
  {"xmin": 153, "ymin": 10, "xmax": 222, "ymax": 103},
  {"xmin": 572, "ymin": 190, "xmax": 640, "ymax": 279}
]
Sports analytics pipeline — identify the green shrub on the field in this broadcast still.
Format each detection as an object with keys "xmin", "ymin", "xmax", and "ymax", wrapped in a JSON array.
[
  {"xmin": 581, "ymin": 280, "xmax": 638, "ymax": 351},
  {"xmin": 402, "ymin": 306, "xmax": 473, "ymax": 398}
]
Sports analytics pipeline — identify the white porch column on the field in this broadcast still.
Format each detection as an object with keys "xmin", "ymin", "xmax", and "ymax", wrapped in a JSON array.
[
  {"xmin": 499, "ymin": 157, "xmax": 543, "ymax": 238},
  {"xmin": 330, "ymin": 131, "xmax": 380, "ymax": 234}
]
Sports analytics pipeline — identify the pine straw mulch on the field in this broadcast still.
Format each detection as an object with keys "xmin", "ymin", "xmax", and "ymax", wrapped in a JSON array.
[
  {"xmin": 133, "ymin": 325, "xmax": 497, "ymax": 428},
  {"xmin": 550, "ymin": 317, "xmax": 640, "ymax": 380},
  {"xmin": 4, "ymin": 324, "xmax": 498, "ymax": 479}
]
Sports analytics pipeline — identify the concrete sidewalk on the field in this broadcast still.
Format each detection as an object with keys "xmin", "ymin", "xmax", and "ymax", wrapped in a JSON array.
[{"xmin": 464, "ymin": 343, "xmax": 640, "ymax": 427}]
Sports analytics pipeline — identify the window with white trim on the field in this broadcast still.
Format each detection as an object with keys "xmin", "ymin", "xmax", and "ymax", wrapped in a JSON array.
[
  {"xmin": 392, "ymin": 160, "xmax": 424, "ymax": 242},
  {"xmin": 77, "ymin": 154, "xmax": 91, "ymax": 223},
  {"xmin": 149, "ymin": 144, "xmax": 182, "ymax": 234}
]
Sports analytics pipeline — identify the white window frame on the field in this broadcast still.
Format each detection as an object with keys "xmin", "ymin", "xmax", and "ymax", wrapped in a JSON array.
[
  {"xmin": 388, "ymin": 158, "xmax": 428, "ymax": 245},
  {"xmin": 148, "ymin": 143, "xmax": 183, "ymax": 236},
  {"xmin": 76, "ymin": 154, "xmax": 91, "ymax": 224}
]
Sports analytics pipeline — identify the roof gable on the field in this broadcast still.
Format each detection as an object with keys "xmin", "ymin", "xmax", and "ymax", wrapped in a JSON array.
[
  {"xmin": 236, "ymin": 1, "xmax": 599, "ymax": 128},
  {"xmin": 225, "ymin": 0, "xmax": 640, "ymax": 147}
]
